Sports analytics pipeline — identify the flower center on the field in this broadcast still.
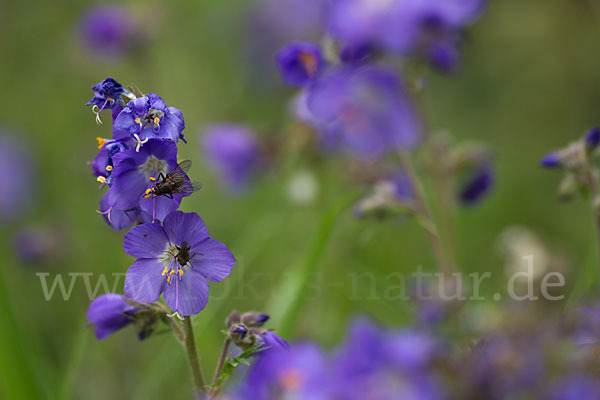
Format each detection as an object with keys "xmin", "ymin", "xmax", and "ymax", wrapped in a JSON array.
[
  {"xmin": 159, "ymin": 243, "xmax": 185, "ymax": 284},
  {"xmin": 138, "ymin": 156, "xmax": 168, "ymax": 179},
  {"xmin": 278, "ymin": 369, "xmax": 305, "ymax": 391},
  {"xmin": 299, "ymin": 52, "xmax": 318, "ymax": 77}
]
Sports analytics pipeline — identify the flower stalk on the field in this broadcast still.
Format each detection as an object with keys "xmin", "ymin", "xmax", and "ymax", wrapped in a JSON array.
[
  {"xmin": 208, "ymin": 337, "xmax": 231, "ymax": 399},
  {"xmin": 400, "ymin": 151, "xmax": 454, "ymax": 274},
  {"xmin": 182, "ymin": 316, "xmax": 206, "ymax": 396}
]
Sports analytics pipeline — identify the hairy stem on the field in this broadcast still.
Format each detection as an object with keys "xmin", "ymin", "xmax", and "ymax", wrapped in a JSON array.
[
  {"xmin": 400, "ymin": 151, "xmax": 453, "ymax": 274},
  {"xmin": 208, "ymin": 337, "xmax": 231, "ymax": 399},
  {"xmin": 183, "ymin": 316, "xmax": 205, "ymax": 395}
]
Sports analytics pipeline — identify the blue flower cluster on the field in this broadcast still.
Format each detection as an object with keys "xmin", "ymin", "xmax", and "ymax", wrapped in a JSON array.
[
  {"xmin": 275, "ymin": 0, "xmax": 493, "ymax": 210},
  {"xmin": 86, "ymin": 78, "xmax": 235, "ymax": 327},
  {"xmin": 228, "ymin": 309, "xmax": 600, "ymax": 400}
]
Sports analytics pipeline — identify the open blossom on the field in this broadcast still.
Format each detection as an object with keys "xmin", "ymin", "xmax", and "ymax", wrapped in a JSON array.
[
  {"xmin": 113, "ymin": 93, "xmax": 185, "ymax": 146},
  {"xmin": 86, "ymin": 294, "xmax": 139, "ymax": 340},
  {"xmin": 103, "ymin": 139, "xmax": 189, "ymax": 222},
  {"xmin": 233, "ymin": 342, "xmax": 330, "ymax": 400},
  {"xmin": 306, "ymin": 67, "xmax": 421, "ymax": 159},
  {"xmin": 202, "ymin": 124, "xmax": 262, "ymax": 192},
  {"xmin": 123, "ymin": 211, "xmax": 235, "ymax": 316},
  {"xmin": 277, "ymin": 41, "xmax": 325, "ymax": 87}
]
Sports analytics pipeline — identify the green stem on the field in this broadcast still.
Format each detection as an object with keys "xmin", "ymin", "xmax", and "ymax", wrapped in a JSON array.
[
  {"xmin": 400, "ymin": 151, "xmax": 453, "ymax": 274},
  {"xmin": 182, "ymin": 316, "xmax": 205, "ymax": 395},
  {"xmin": 208, "ymin": 337, "xmax": 231, "ymax": 399}
]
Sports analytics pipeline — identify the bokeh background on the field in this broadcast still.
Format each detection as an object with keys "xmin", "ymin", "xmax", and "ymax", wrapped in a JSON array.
[{"xmin": 1, "ymin": 0, "xmax": 600, "ymax": 398}]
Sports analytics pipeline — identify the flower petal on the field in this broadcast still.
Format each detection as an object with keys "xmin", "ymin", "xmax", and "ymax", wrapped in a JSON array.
[
  {"xmin": 163, "ymin": 211, "xmax": 209, "ymax": 245},
  {"xmin": 124, "ymin": 258, "xmax": 166, "ymax": 303},
  {"xmin": 123, "ymin": 223, "xmax": 168, "ymax": 258},
  {"xmin": 163, "ymin": 269, "xmax": 209, "ymax": 315},
  {"xmin": 190, "ymin": 238, "xmax": 235, "ymax": 282}
]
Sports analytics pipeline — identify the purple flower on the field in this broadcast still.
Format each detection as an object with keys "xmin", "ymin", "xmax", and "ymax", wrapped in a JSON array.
[
  {"xmin": 245, "ymin": 0, "xmax": 326, "ymax": 85},
  {"xmin": 549, "ymin": 375, "xmax": 600, "ymax": 400},
  {"xmin": 560, "ymin": 305, "xmax": 600, "ymax": 347},
  {"xmin": 277, "ymin": 41, "xmax": 325, "ymax": 87},
  {"xmin": 326, "ymin": 0, "xmax": 485, "ymax": 71},
  {"xmin": 339, "ymin": 42, "xmax": 376, "ymax": 66},
  {"xmin": 258, "ymin": 331, "xmax": 290, "ymax": 353},
  {"xmin": 306, "ymin": 67, "xmax": 421, "ymax": 159},
  {"xmin": 123, "ymin": 211, "xmax": 235, "ymax": 316},
  {"xmin": 585, "ymin": 126, "xmax": 600, "ymax": 149},
  {"xmin": 86, "ymin": 77, "xmax": 128, "ymax": 110},
  {"xmin": 79, "ymin": 5, "xmax": 137, "ymax": 59},
  {"xmin": 86, "ymin": 294, "xmax": 138, "ymax": 340},
  {"xmin": 12, "ymin": 226, "xmax": 64, "ymax": 265},
  {"xmin": 202, "ymin": 124, "xmax": 262, "ymax": 192},
  {"xmin": 354, "ymin": 172, "xmax": 415, "ymax": 217},
  {"xmin": 0, "ymin": 133, "xmax": 34, "ymax": 222},
  {"xmin": 103, "ymin": 139, "xmax": 187, "ymax": 222},
  {"xmin": 113, "ymin": 93, "xmax": 185, "ymax": 146},
  {"xmin": 458, "ymin": 163, "xmax": 494, "ymax": 206},
  {"xmin": 100, "ymin": 194, "xmax": 151, "ymax": 231},
  {"xmin": 540, "ymin": 151, "xmax": 562, "ymax": 168},
  {"xmin": 331, "ymin": 317, "xmax": 443, "ymax": 400},
  {"xmin": 234, "ymin": 342, "xmax": 330, "ymax": 400},
  {"xmin": 470, "ymin": 333, "xmax": 546, "ymax": 398},
  {"xmin": 92, "ymin": 138, "xmax": 131, "ymax": 186}
]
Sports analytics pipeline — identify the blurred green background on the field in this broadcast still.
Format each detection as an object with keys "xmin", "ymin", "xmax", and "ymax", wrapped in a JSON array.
[{"xmin": 1, "ymin": 0, "xmax": 600, "ymax": 398}]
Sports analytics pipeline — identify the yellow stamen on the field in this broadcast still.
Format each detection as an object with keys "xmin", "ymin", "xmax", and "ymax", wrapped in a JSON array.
[
  {"xmin": 105, "ymin": 165, "xmax": 113, "ymax": 172},
  {"xmin": 169, "ymin": 270, "xmax": 175, "ymax": 276},
  {"xmin": 135, "ymin": 117, "xmax": 141, "ymax": 124},
  {"xmin": 96, "ymin": 137, "xmax": 108, "ymax": 149},
  {"xmin": 178, "ymin": 270, "xmax": 183, "ymax": 276},
  {"xmin": 153, "ymin": 117, "xmax": 160, "ymax": 125},
  {"xmin": 149, "ymin": 177, "xmax": 156, "ymax": 181},
  {"xmin": 162, "ymin": 266, "xmax": 168, "ymax": 276},
  {"xmin": 96, "ymin": 176, "xmax": 107, "ymax": 184},
  {"xmin": 167, "ymin": 275, "xmax": 171, "ymax": 283},
  {"xmin": 108, "ymin": 97, "xmax": 115, "ymax": 103}
]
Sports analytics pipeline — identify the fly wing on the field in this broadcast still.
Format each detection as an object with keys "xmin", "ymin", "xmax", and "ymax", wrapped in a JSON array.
[
  {"xmin": 176, "ymin": 160, "xmax": 192, "ymax": 174},
  {"xmin": 166, "ymin": 160, "xmax": 192, "ymax": 180},
  {"xmin": 174, "ymin": 180, "xmax": 203, "ymax": 194}
]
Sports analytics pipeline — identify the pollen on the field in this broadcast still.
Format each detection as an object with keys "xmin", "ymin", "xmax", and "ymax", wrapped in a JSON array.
[
  {"xmin": 178, "ymin": 270, "xmax": 183, "ymax": 276},
  {"xmin": 105, "ymin": 165, "xmax": 113, "ymax": 172},
  {"xmin": 135, "ymin": 117, "xmax": 142, "ymax": 125},
  {"xmin": 96, "ymin": 137, "xmax": 108, "ymax": 149},
  {"xmin": 162, "ymin": 266, "xmax": 168, "ymax": 276},
  {"xmin": 153, "ymin": 117, "xmax": 160, "ymax": 125},
  {"xmin": 149, "ymin": 177, "xmax": 156, "ymax": 181},
  {"xmin": 97, "ymin": 176, "xmax": 107, "ymax": 184}
]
